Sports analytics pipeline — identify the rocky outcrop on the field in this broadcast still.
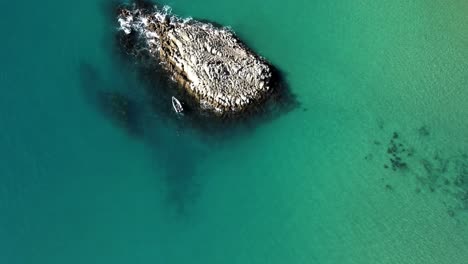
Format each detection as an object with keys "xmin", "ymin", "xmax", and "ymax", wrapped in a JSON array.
[{"xmin": 117, "ymin": 4, "xmax": 274, "ymax": 115}]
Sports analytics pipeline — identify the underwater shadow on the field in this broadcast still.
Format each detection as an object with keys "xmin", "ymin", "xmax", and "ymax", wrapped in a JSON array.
[{"xmin": 79, "ymin": 60, "xmax": 207, "ymax": 215}]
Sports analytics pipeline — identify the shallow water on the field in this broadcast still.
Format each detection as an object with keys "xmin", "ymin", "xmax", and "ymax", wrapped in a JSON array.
[{"xmin": 1, "ymin": 0, "xmax": 468, "ymax": 263}]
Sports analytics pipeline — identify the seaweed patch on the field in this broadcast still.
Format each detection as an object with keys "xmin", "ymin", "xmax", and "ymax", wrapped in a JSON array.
[
  {"xmin": 366, "ymin": 121, "xmax": 468, "ymax": 218},
  {"xmin": 384, "ymin": 132, "xmax": 408, "ymax": 171}
]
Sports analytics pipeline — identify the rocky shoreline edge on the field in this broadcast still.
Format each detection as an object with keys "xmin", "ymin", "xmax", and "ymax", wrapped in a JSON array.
[{"xmin": 116, "ymin": 2, "xmax": 283, "ymax": 116}]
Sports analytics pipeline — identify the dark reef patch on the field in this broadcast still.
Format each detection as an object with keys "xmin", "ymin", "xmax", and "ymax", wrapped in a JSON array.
[
  {"xmin": 97, "ymin": 91, "xmax": 142, "ymax": 136},
  {"xmin": 366, "ymin": 120, "xmax": 468, "ymax": 218},
  {"xmin": 79, "ymin": 62, "xmax": 143, "ymax": 137},
  {"xmin": 418, "ymin": 125, "xmax": 430, "ymax": 137},
  {"xmin": 163, "ymin": 158, "xmax": 200, "ymax": 216},
  {"xmin": 384, "ymin": 132, "xmax": 408, "ymax": 172}
]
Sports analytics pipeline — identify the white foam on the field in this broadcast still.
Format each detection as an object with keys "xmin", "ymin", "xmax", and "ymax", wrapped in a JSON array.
[
  {"xmin": 118, "ymin": 16, "xmax": 133, "ymax": 34},
  {"xmin": 145, "ymin": 31, "xmax": 158, "ymax": 39},
  {"xmin": 140, "ymin": 17, "xmax": 148, "ymax": 26},
  {"xmin": 182, "ymin": 17, "xmax": 193, "ymax": 24},
  {"xmin": 117, "ymin": 5, "xmax": 208, "ymax": 58},
  {"xmin": 154, "ymin": 11, "xmax": 166, "ymax": 22},
  {"xmin": 162, "ymin": 5, "xmax": 172, "ymax": 15}
]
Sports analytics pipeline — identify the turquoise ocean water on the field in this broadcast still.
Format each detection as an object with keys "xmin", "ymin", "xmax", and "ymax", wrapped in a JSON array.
[{"xmin": 1, "ymin": 0, "xmax": 468, "ymax": 263}]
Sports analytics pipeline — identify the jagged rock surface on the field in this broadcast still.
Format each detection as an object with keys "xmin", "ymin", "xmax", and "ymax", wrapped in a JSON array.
[{"xmin": 118, "ymin": 5, "xmax": 274, "ymax": 114}]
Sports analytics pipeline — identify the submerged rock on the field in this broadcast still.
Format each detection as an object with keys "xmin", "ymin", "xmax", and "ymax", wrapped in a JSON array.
[{"xmin": 117, "ymin": 3, "xmax": 275, "ymax": 115}]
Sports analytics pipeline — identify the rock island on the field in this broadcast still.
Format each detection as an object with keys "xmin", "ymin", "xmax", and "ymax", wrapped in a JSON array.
[{"xmin": 118, "ymin": 4, "xmax": 275, "ymax": 115}]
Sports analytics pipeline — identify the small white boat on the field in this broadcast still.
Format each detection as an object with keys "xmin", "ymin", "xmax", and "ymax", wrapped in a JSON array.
[{"xmin": 172, "ymin": 96, "xmax": 183, "ymax": 114}]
